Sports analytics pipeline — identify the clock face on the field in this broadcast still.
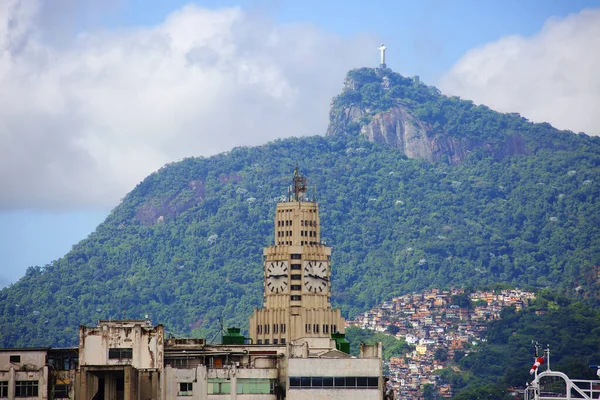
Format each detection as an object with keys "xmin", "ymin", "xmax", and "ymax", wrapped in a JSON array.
[
  {"xmin": 303, "ymin": 261, "xmax": 328, "ymax": 293},
  {"xmin": 266, "ymin": 261, "xmax": 288, "ymax": 294}
]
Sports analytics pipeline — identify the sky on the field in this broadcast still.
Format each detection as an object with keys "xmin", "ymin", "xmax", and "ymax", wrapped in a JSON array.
[{"xmin": 1, "ymin": 0, "xmax": 599, "ymax": 288}]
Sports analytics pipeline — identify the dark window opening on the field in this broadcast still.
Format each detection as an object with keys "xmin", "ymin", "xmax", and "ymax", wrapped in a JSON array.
[
  {"xmin": 291, "ymin": 254, "xmax": 302, "ymax": 259},
  {"xmin": 287, "ymin": 376, "xmax": 378, "ymax": 389},
  {"xmin": 54, "ymin": 384, "xmax": 70, "ymax": 398},
  {"xmin": 9, "ymin": 355, "xmax": 20, "ymax": 363},
  {"xmin": 16, "ymin": 381, "xmax": 38, "ymax": 397},
  {"xmin": 108, "ymin": 348, "xmax": 132, "ymax": 359}
]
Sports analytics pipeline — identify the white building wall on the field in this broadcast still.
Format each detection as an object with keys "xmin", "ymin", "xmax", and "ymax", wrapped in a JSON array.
[
  {"xmin": 287, "ymin": 358, "xmax": 381, "ymax": 400},
  {"xmin": 287, "ymin": 389, "xmax": 380, "ymax": 400},
  {"xmin": 163, "ymin": 365, "xmax": 278, "ymax": 400},
  {"xmin": 288, "ymin": 358, "xmax": 381, "ymax": 377}
]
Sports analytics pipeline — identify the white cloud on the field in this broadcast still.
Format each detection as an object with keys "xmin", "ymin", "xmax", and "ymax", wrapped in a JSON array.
[
  {"xmin": 440, "ymin": 8, "xmax": 600, "ymax": 136},
  {"xmin": 0, "ymin": 1, "xmax": 375, "ymax": 210}
]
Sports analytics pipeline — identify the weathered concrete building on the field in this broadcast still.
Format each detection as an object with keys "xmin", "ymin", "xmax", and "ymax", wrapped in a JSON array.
[
  {"xmin": 0, "ymin": 348, "xmax": 50, "ymax": 400},
  {"xmin": 76, "ymin": 320, "xmax": 164, "ymax": 400}
]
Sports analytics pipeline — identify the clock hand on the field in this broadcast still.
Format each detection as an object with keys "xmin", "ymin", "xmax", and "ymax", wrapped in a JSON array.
[
  {"xmin": 308, "ymin": 274, "xmax": 328, "ymax": 282},
  {"xmin": 267, "ymin": 274, "xmax": 287, "ymax": 278}
]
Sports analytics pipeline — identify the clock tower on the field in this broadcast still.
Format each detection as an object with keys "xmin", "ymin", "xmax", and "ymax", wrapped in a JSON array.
[{"xmin": 249, "ymin": 169, "xmax": 346, "ymax": 345}]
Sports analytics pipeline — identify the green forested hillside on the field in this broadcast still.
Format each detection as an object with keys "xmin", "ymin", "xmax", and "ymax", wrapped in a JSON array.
[{"xmin": 1, "ymin": 71, "xmax": 600, "ymax": 348}]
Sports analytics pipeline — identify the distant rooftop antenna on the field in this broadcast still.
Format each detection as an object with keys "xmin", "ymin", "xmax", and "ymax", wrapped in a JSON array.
[{"xmin": 292, "ymin": 166, "xmax": 307, "ymax": 202}]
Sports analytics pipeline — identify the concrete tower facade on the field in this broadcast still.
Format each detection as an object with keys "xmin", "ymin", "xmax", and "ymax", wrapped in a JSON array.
[{"xmin": 249, "ymin": 170, "xmax": 346, "ymax": 345}]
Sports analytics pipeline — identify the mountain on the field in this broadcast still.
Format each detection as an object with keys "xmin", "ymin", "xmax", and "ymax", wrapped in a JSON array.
[{"xmin": 1, "ymin": 68, "xmax": 600, "ymax": 348}]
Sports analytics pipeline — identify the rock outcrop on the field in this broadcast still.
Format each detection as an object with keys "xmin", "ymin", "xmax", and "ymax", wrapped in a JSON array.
[{"xmin": 326, "ymin": 90, "xmax": 528, "ymax": 165}]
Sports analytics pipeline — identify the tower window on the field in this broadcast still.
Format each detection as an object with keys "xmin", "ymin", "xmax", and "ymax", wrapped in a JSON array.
[
  {"xmin": 291, "ymin": 254, "xmax": 302, "ymax": 259},
  {"xmin": 291, "ymin": 295, "xmax": 301, "ymax": 301},
  {"xmin": 291, "ymin": 264, "xmax": 301, "ymax": 270},
  {"xmin": 291, "ymin": 274, "xmax": 301, "ymax": 280},
  {"xmin": 291, "ymin": 285, "xmax": 301, "ymax": 290}
]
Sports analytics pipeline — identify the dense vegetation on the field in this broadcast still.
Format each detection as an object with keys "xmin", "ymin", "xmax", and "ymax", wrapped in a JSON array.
[
  {"xmin": 1, "ymin": 69, "xmax": 599, "ymax": 351},
  {"xmin": 445, "ymin": 291, "xmax": 600, "ymax": 399},
  {"xmin": 345, "ymin": 326, "xmax": 413, "ymax": 360}
]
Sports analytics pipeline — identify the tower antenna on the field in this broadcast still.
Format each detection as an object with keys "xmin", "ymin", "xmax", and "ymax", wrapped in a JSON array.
[{"xmin": 292, "ymin": 166, "xmax": 307, "ymax": 202}]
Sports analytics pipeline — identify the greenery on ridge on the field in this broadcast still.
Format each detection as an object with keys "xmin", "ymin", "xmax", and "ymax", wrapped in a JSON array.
[
  {"xmin": 0, "ymin": 68, "xmax": 599, "ymax": 355},
  {"xmin": 345, "ymin": 326, "xmax": 413, "ymax": 360}
]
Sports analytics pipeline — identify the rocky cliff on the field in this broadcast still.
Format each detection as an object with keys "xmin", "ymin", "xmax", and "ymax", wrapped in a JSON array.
[{"xmin": 326, "ymin": 68, "xmax": 529, "ymax": 164}]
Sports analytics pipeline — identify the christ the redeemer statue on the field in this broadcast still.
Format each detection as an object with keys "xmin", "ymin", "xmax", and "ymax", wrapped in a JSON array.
[{"xmin": 378, "ymin": 44, "xmax": 387, "ymax": 68}]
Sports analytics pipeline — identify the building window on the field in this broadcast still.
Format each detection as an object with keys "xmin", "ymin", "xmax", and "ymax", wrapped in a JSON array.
[
  {"xmin": 289, "ymin": 376, "xmax": 378, "ymax": 389},
  {"xmin": 291, "ymin": 254, "xmax": 302, "ymax": 259},
  {"xmin": 305, "ymin": 324, "xmax": 311, "ymax": 333},
  {"xmin": 291, "ymin": 274, "xmax": 301, "ymax": 280},
  {"xmin": 291, "ymin": 285, "xmax": 301, "ymax": 291},
  {"xmin": 0, "ymin": 381, "xmax": 8, "ymax": 398},
  {"xmin": 257, "ymin": 340, "xmax": 262, "ymax": 344},
  {"xmin": 257, "ymin": 325, "xmax": 262, "ymax": 334},
  {"xmin": 273, "ymin": 324, "xmax": 278, "ymax": 334},
  {"xmin": 324, "ymin": 324, "xmax": 329, "ymax": 334},
  {"xmin": 291, "ymin": 295, "xmax": 301, "ymax": 301},
  {"xmin": 54, "ymin": 384, "xmax": 70, "ymax": 398},
  {"xmin": 207, "ymin": 379, "xmax": 230, "ymax": 395},
  {"xmin": 291, "ymin": 264, "xmax": 301, "ymax": 270},
  {"xmin": 332, "ymin": 325, "xmax": 337, "ymax": 333},
  {"xmin": 273, "ymin": 339, "xmax": 278, "ymax": 344},
  {"xmin": 264, "ymin": 339, "xmax": 270, "ymax": 345},
  {"xmin": 9, "ymin": 355, "xmax": 20, "ymax": 363},
  {"xmin": 48, "ymin": 350, "xmax": 79, "ymax": 370},
  {"xmin": 281, "ymin": 324, "xmax": 286, "ymax": 333},
  {"xmin": 16, "ymin": 381, "xmax": 38, "ymax": 397},
  {"xmin": 314, "ymin": 324, "xmax": 319, "ymax": 333},
  {"xmin": 178, "ymin": 382, "xmax": 193, "ymax": 396},
  {"xmin": 236, "ymin": 378, "xmax": 276, "ymax": 394},
  {"xmin": 281, "ymin": 338, "xmax": 286, "ymax": 344},
  {"xmin": 108, "ymin": 348, "xmax": 132, "ymax": 359},
  {"xmin": 265, "ymin": 324, "xmax": 269, "ymax": 334}
]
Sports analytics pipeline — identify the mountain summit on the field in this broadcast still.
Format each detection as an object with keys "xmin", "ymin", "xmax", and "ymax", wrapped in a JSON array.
[{"xmin": 326, "ymin": 68, "xmax": 585, "ymax": 164}]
